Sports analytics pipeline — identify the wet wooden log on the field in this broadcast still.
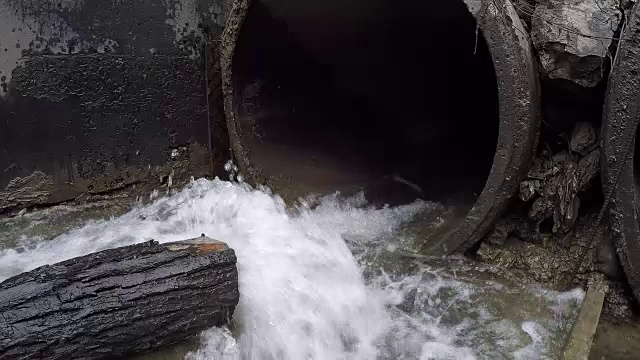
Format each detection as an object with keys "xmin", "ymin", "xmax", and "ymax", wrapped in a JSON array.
[{"xmin": 0, "ymin": 236, "xmax": 239, "ymax": 360}]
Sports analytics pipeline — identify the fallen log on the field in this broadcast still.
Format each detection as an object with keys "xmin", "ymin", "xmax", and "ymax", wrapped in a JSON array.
[{"xmin": 0, "ymin": 236, "xmax": 239, "ymax": 360}]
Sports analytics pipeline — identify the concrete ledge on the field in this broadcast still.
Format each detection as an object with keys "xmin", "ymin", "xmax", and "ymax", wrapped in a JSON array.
[{"xmin": 562, "ymin": 276, "xmax": 607, "ymax": 360}]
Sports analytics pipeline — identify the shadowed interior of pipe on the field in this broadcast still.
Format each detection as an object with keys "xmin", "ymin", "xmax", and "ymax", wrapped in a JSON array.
[{"xmin": 232, "ymin": 0, "xmax": 499, "ymax": 207}]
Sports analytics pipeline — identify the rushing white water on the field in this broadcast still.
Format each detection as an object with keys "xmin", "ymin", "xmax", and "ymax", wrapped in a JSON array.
[{"xmin": 0, "ymin": 178, "xmax": 583, "ymax": 359}]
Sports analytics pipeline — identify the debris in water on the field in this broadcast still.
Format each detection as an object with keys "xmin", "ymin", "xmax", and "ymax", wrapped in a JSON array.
[{"xmin": 509, "ymin": 122, "xmax": 601, "ymax": 241}]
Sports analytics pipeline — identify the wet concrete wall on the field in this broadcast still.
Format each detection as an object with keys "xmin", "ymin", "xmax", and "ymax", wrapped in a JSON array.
[{"xmin": 0, "ymin": 0, "xmax": 230, "ymax": 212}]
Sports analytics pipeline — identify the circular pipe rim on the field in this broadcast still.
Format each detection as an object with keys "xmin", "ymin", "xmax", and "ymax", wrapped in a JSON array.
[
  {"xmin": 601, "ymin": 2, "xmax": 640, "ymax": 301},
  {"xmin": 425, "ymin": 0, "xmax": 541, "ymax": 255},
  {"xmin": 220, "ymin": 0, "xmax": 541, "ymax": 255}
]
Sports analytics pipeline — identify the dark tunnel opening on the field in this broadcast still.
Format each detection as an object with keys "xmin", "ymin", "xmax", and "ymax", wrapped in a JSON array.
[{"xmin": 232, "ymin": 0, "xmax": 499, "ymax": 207}]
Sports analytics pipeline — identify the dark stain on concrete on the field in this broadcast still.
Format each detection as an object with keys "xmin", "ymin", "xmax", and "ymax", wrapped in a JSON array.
[
  {"xmin": 1, "ymin": 54, "xmax": 208, "ymax": 190},
  {"xmin": 0, "ymin": 0, "xmax": 233, "ymax": 213}
]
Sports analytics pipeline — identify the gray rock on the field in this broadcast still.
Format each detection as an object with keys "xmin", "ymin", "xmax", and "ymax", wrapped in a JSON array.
[
  {"xmin": 531, "ymin": 0, "xmax": 622, "ymax": 87},
  {"xmin": 485, "ymin": 219, "xmax": 511, "ymax": 246},
  {"xmin": 570, "ymin": 121, "xmax": 598, "ymax": 155},
  {"xmin": 597, "ymin": 231, "xmax": 623, "ymax": 278},
  {"xmin": 0, "ymin": 171, "xmax": 53, "ymax": 213}
]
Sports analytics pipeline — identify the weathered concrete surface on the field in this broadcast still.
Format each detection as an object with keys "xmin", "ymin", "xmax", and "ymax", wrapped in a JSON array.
[
  {"xmin": 0, "ymin": 0, "xmax": 232, "ymax": 213},
  {"xmin": 601, "ymin": 1, "xmax": 640, "ymax": 302},
  {"xmin": 424, "ymin": 0, "xmax": 541, "ymax": 254},
  {"xmin": 531, "ymin": 0, "xmax": 622, "ymax": 87},
  {"xmin": 0, "ymin": 0, "xmax": 230, "ymax": 88},
  {"xmin": 0, "ymin": 236, "xmax": 239, "ymax": 360}
]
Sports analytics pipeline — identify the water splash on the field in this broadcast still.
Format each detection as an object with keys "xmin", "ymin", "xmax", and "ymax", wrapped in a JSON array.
[{"xmin": 0, "ymin": 178, "xmax": 583, "ymax": 359}]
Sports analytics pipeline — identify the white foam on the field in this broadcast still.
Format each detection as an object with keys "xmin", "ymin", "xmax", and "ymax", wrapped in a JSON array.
[{"xmin": 0, "ymin": 178, "xmax": 583, "ymax": 359}]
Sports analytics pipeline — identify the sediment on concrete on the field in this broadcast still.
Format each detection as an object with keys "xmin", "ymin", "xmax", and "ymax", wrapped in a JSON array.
[{"xmin": 601, "ymin": 1, "xmax": 640, "ymax": 302}]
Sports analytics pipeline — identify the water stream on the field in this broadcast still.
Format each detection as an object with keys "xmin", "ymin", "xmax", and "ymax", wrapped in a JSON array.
[{"xmin": 0, "ymin": 178, "xmax": 583, "ymax": 359}]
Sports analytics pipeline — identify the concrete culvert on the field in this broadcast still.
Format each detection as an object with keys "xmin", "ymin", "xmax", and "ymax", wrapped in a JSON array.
[
  {"xmin": 601, "ymin": 3, "xmax": 640, "ymax": 301},
  {"xmin": 222, "ymin": 0, "xmax": 540, "ymax": 255}
]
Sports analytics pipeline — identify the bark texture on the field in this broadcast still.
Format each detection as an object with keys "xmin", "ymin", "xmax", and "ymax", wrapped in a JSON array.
[{"xmin": 0, "ymin": 236, "xmax": 239, "ymax": 360}]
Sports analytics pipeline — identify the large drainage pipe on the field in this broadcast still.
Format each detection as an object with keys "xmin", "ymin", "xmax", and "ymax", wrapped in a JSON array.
[
  {"xmin": 601, "ymin": 3, "xmax": 640, "ymax": 301},
  {"xmin": 221, "ymin": 0, "xmax": 540, "ymax": 255}
]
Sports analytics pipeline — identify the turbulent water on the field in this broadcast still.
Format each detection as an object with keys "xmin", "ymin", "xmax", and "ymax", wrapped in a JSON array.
[{"xmin": 0, "ymin": 178, "xmax": 583, "ymax": 359}]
